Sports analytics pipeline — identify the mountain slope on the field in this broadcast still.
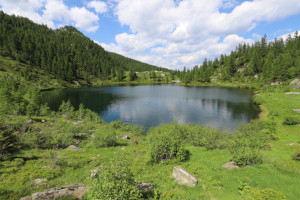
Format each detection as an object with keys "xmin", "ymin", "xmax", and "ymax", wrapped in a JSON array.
[{"xmin": 0, "ymin": 11, "xmax": 167, "ymax": 83}]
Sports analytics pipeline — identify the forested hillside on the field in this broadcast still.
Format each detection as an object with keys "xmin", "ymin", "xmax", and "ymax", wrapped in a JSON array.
[
  {"xmin": 179, "ymin": 34, "xmax": 300, "ymax": 84},
  {"xmin": 0, "ymin": 11, "xmax": 167, "ymax": 82}
]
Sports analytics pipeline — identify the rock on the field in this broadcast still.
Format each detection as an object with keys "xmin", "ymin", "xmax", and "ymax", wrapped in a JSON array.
[
  {"xmin": 222, "ymin": 161, "xmax": 240, "ymax": 169},
  {"xmin": 19, "ymin": 125, "xmax": 29, "ymax": 133},
  {"xmin": 34, "ymin": 179, "xmax": 48, "ymax": 185},
  {"xmin": 121, "ymin": 135, "xmax": 130, "ymax": 140},
  {"xmin": 137, "ymin": 183, "xmax": 154, "ymax": 194},
  {"xmin": 172, "ymin": 166, "xmax": 197, "ymax": 187},
  {"xmin": 271, "ymin": 81, "xmax": 282, "ymax": 86},
  {"xmin": 65, "ymin": 145, "xmax": 82, "ymax": 151},
  {"xmin": 285, "ymin": 92, "xmax": 300, "ymax": 95},
  {"xmin": 20, "ymin": 183, "xmax": 88, "ymax": 200},
  {"xmin": 290, "ymin": 78, "xmax": 300, "ymax": 89},
  {"xmin": 26, "ymin": 119, "xmax": 33, "ymax": 124},
  {"xmin": 90, "ymin": 168, "xmax": 99, "ymax": 178},
  {"xmin": 292, "ymin": 109, "xmax": 300, "ymax": 113},
  {"xmin": 73, "ymin": 121, "xmax": 84, "ymax": 125}
]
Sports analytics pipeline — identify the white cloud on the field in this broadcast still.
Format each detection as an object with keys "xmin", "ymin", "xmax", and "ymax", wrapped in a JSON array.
[
  {"xmin": 100, "ymin": 0, "xmax": 300, "ymax": 69},
  {"xmin": 0, "ymin": 0, "xmax": 99, "ymax": 32},
  {"xmin": 87, "ymin": 0, "xmax": 108, "ymax": 14}
]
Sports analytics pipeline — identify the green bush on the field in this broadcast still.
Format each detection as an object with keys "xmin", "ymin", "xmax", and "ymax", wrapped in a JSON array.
[
  {"xmin": 202, "ymin": 128, "xmax": 228, "ymax": 150},
  {"xmin": 0, "ymin": 121, "xmax": 20, "ymax": 160},
  {"xmin": 147, "ymin": 123, "xmax": 187, "ymax": 163},
  {"xmin": 87, "ymin": 160, "xmax": 142, "ymax": 199},
  {"xmin": 252, "ymin": 95, "xmax": 264, "ymax": 105},
  {"xmin": 94, "ymin": 126, "xmax": 117, "ymax": 148},
  {"xmin": 291, "ymin": 151, "xmax": 300, "ymax": 161},
  {"xmin": 283, "ymin": 116, "xmax": 299, "ymax": 125},
  {"xmin": 228, "ymin": 122, "xmax": 267, "ymax": 166}
]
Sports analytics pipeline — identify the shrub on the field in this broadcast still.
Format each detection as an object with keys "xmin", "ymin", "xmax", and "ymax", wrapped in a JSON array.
[
  {"xmin": 291, "ymin": 151, "xmax": 300, "ymax": 161},
  {"xmin": 283, "ymin": 116, "xmax": 299, "ymax": 125},
  {"xmin": 147, "ymin": 123, "xmax": 187, "ymax": 163},
  {"xmin": 0, "ymin": 121, "xmax": 20, "ymax": 160},
  {"xmin": 59, "ymin": 100, "xmax": 75, "ymax": 119},
  {"xmin": 228, "ymin": 127, "xmax": 265, "ymax": 166},
  {"xmin": 87, "ymin": 160, "xmax": 142, "ymax": 199},
  {"xmin": 202, "ymin": 128, "xmax": 228, "ymax": 150},
  {"xmin": 94, "ymin": 126, "xmax": 117, "ymax": 148},
  {"xmin": 252, "ymin": 95, "xmax": 264, "ymax": 105}
]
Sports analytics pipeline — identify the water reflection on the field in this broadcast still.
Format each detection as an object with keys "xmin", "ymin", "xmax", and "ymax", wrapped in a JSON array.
[{"xmin": 42, "ymin": 85, "xmax": 259, "ymax": 130}]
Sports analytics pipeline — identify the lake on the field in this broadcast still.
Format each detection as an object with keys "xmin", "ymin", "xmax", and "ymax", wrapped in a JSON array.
[{"xmin": 42, "ymin": 85, "xmax": 259, "ymax": 130}]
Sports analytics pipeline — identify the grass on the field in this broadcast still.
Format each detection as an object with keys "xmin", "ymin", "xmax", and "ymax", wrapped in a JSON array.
[
  {"xmin": 2, "ymin": 87, "xmax": 300, "ymax": 199},
  {"xmin": 1, "ymin": 60, "xmax": 300, "ymax": 199}
]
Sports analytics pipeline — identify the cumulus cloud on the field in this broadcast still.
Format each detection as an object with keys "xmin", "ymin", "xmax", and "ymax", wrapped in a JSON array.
[
  {"xmin": 101, "ymin": 0, "xmax": 300, "ymax": 69},
  {"xmin": 87, "ymin": 0, "xmax": 108, "ymax": 14},
  {"xmin": 0, "ymin": 0, "xmax": 99, "ymax": 32},
  {"xmin": 1, "ymin": 0, "xmax": 300, "ymax": 69}
]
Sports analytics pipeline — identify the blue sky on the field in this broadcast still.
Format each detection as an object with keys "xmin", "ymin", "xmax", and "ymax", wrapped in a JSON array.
[{"xmin": 1, "ymin": 0, "xmax": 300, "ymax": 70}]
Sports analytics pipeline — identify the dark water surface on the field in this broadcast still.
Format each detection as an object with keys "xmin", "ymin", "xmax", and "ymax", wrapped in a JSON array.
[{"xmin": 42, "ymin": 85, "xmax": 259, "ymax": 130}]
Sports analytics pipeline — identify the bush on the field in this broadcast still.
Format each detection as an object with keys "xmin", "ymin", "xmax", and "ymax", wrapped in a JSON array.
[
  {"xmin": 283, "ymin": 116, "xmax": 299, "ymax": 125},
  {"xmin": 228, "ymin": 123, "xmax": 266, "ymax": 166},
  {"xmin": 94, "ymin": 126, "xmax": 117, "ymax": 148},
  {"xmin": 0, "ymin": 121, "xmax": 20, "ymax": 160},
  {"xmin": 147, "ymin": 123, "xmax": 187, "ymax": 163},
  {"xmin": 87, "ymin": 160, "xmax": 142, "ymax": 199},
  {"xmin": 291, "ymin": 151, "xmax": 300, "ymax": 161}
]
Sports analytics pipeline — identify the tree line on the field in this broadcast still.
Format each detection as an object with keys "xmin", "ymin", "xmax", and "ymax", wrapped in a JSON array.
[
  {"xmin": 0, "ymin": 11, "xmax": 169, "ymax": 82},
  {"xmin": 179, "ymin": 34, "xmax": 300, "ymax": 83}
]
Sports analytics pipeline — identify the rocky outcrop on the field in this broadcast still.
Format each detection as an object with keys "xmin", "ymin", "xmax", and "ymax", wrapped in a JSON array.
[
  {"xmin": 137, "ymin": 182, "xmax": 154, "ymax": 194},
  {"xmin": 222, "ymin": 161, "xmax": 240, "ymax": 169},
  {"xmin": 20, "ymin": 183, "xmax": 88, "ymax": 200},
  {"xmin": 65, "ymin": 145, "xmax": 82, "ymax": 151},
  {"xmin": 172, "ymin": 166, "xmax": 197, "ymax": 187}
]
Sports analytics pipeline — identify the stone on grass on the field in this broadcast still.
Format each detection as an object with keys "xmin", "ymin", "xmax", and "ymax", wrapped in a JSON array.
[
  {"xmin": 285, "ymin": 92, "xmax": 300, "ymax": 95},
  {"xmin": 290, "ymin": 78, "xmax": 300, "ymax": 89},
  {"xmin": 90, "ymin": 168, "xmax": 99, "ymax": 178},
  {"xmin": 65, "ymin": 145, "xmax": 82, "ymax": 151},
  {"xmin": 34, "ymin": 179, "xmax": 48, "ymax": 185},
  {"xmin": 222, "ymin": 161, "xmax": 240, "ymax": 169},
  {"xmin": 20, "ymin": 183, "xmax": 88, "ymax": 200},
  {"xmin": 137, "ymin": 183, "xmax": 154, "ymax": 194},
  {"xmin": 121, "ymin": 135, "xmax": 131, "ymax": 140},
  {"xmin": 292, "ymin": 109, "xmax": 300, "ymax": 113},
  {"xmin": 172, "ymin": 166, "xmax": 197, "ymax": 187}
]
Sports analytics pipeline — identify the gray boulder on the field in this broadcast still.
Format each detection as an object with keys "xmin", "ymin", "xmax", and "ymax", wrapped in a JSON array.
[
  {"xmin": 172, "ymin": 166, "xmax": 197, "ymax": 187},
  {"xmin": 137, "ymin": 182, "xmax": 154, "ymax": 194},
  {"xmin": 20, "ymin": 183, "xmax": 88, "ymax": 200},
  {"xmin": 65, "ymin": 145, "xmax": 82, "ymax": 151}
]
